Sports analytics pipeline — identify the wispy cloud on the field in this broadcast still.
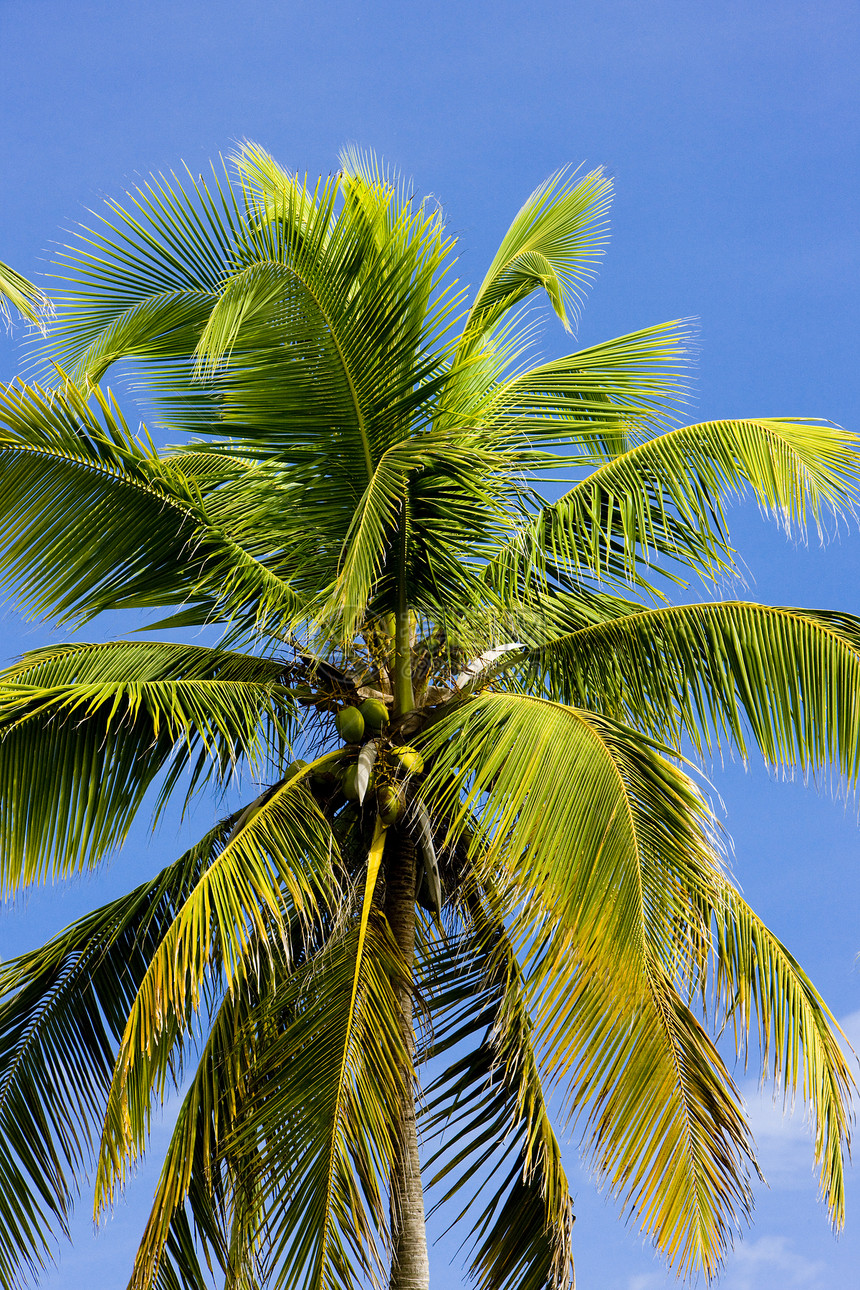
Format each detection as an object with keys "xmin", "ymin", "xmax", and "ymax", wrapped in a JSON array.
[
  {"xmin": 719, "ymin": 1236, "xmax": 826, "ymax": 1290},
  {"xmin": 626, "ymin": 1274, "xmax": 667, "ymax": 1290}
]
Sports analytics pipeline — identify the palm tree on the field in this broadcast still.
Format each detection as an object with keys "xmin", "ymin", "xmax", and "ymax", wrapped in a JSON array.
[{"xmin": 0, "ymin": 145, "xmax": 856, "ymax": 1290}]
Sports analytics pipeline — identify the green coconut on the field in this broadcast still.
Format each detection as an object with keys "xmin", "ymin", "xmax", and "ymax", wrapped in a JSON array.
[
  {"xmin": 377, "ymin": 784, "xmax": 404, "ymax": 826},
  {"xmin": 359, "ymin": 697, "xmax": 389, "ymax": 731},
  {"xmin": 391, "ymin": 745, "xmax": 424, "ymax": 775},
  {"xmin": 284, "ymin": 758, "xmax": 308, "ymax": 779},
  {"xmin": 342, "ymin": 763, "xmax": 361, "ymax": 800},
  {"xmin": 335, "ymin": 705, "xmax": 365, "ymax": 743}
]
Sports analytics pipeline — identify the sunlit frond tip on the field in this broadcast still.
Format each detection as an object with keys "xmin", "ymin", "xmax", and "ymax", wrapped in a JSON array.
[{"xmin": 0, "ymin": 260, "xmax": 50, "ymax": 331}]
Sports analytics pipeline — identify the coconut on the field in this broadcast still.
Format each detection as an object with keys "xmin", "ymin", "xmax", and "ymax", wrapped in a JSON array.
[
  {"xmin": 284, "ymin": 758, "xmax": 308, "ymax": 779},
  {"xmin": 335, "ymin": 706, "xmax": 365, "ymax": 743},
  {"xmin": 342, "ymin": 764, "xmax": 361, "ymax": 800},
  {"xmin": 377, "ymin": 784, "xmax": 404, "ymax": 826},
  {"xmin": 359, "ymin": 697, "xmax": 389, "ymax": 731},
  {"xmin": 391, "ymin": 744, "xmax": 424, "ymax": 775}
]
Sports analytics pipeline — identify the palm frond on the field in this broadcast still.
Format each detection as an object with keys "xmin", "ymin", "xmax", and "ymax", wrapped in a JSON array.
[
  {"xmin": 0, "ymin": 639, "xmax": 295, "ymax": 890},
  {"xmin": 96, "ymin": 761, "xmax": 340, "ymax": 1214},
  {"xmin": 0, "ymin": 817, "xmax": 236, "ymax": 1289},
  {"xmin": 713, "ymin": 887, "xmax": 855, "ymax": 1227},
  {"xmin": 190, "ymin": 194, "xmax": 460, "ymax": 466},
  {"xmin": 471, "ymin": 320, "xmax": 693, "ymax": 453},
  {"xmin": 422, "ymin": 888, "xmax": 573, "ymax": 1290},
  {"xmin": 35, "ymin": 162, "xmax": 248, "ymax": 383},
  {"xmin": 0, "ymin": 261, "xmax": 49, "ymax": 331},
  {"xmin": 0, "ymin": 379, "xmax": 306, "ymax": 631},
  {"xmin": 421, "ymin": 692, "xmax": 725, "ymax": 980},
  {"xmin": 458, "ymin": 166, "xmax": 612, "ymax": 352},
  {"xmin": 325, "ymin": 431, "xmax": 521, "ymax": 636},
  {"xmin": 533, "ymin": 599, "xmax": 860, "ymax": 772},
  {"xmin": 68, "ymin": 290, "xmax": 219, "ymax": 385},
  {"xmin": 217, "ymin": 824, "xmax": 408, "ymax": 1290},
  {"xmin": 128, "ymin": 919, "xmax": 310, "ymax": 1290},
  {"xmin": 488, "ymin": 417, "xmax": 860, "ymax": 597},
  {"xmin": 419, "ymin": 693, "xmax": 764, "ymax": 1275},
  {"xmin": 528, "ymin": 930, "xmax": 755, "ymax": 1279}
]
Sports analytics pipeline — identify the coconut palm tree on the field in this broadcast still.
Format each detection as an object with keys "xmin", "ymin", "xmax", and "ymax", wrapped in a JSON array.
[{"xmin": 0, "ymin": 145, "xmax": 856, "ymax": 1290}]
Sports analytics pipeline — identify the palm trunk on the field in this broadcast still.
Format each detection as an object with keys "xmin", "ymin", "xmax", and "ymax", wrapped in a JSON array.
[
  {"xmin": 386, "ymin": 511, "xmax": 429, "ymax": 1289},
  {"xmin": 384, "ymin": 833, "xmax": 429, "ymax": 1290}
]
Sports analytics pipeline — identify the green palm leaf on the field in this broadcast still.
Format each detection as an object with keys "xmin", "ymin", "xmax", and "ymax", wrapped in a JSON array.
[
  {"xmin": 36, "ymin": 162, "xmax": 248, "ymax": 383},
  {"xmin": 0, "ymin": 818, "xmax": 236, "ymax": 1288},
  {"xmin": 327, "ymin": 431, "xmax": 520, "ymax": 636},
  {"xmin": 421, "ymin": 692, "xmax": 726, "ymax": 978},
  {"xmin": 458, "ymin": 165, "xmax": 612, "ymax": 352},
  {"xmin": 489, "ymin": 417, "xmax": 860, "ymax": 596},
  {"xmin": 128, "ymin": 915, "xmax": 318, "ymax": 1290},
  {"xmin": 417, "ymin": 694, "xmax": 761, "ymax": 1275},
  {"xmin": 215, "ymin": 821, "xmax": 408, "ymax": 1290},
  {"xmin": 0, "ymin": 639, "xmax": 295, "ymax": 888},
  {"xmin": 0, "ymin": 260, "xmax": 49, "ymax": 330},
  {"xmin": 0, "ymin": 379, "xmax": 306, "ymax": 631},
  {"xmin": 422, "ymin": 887, "xmax": 573, "ymax": 1290},
  {"xmin": 529, "ymin": 934, "xmax": 755, "ymax": 1279},
  {"xmin": 96, "ymin": 760, "xmax": 340, "ymax": 1214},
  {"xmin": 533, "ymin": 599, "xmax": 860, "ymax": 770},
  {"xmin": 472, "ymin": 321, "xmax": 692, "ymax": 453},
  {"xmin": 712, "ymin": 887, "xmax": 854, "ymax": 1227}
]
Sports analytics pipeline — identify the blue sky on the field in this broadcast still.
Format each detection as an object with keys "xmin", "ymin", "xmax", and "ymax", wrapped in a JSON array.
[{"xmin": 1, "ymin": 1, "xmax": 859, "ymax": 1286}]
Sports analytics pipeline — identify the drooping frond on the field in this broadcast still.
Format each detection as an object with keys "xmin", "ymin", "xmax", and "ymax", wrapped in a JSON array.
[
  {"xmin": 96, "ymin": 761, "xmax": 340, "ymax": 1214},
  {"xmin": 487, "ymin": 417, "xmax": 860, "ymax": 597},
  {"xmin": 0, "ymin": 639, "xmax": 295, "ymax": 890},
  {"xmin": 712, "ymin": 887, "xmax": 855, "ymax": 1227},
  {"xmin": 0, "ymin": 818, "xmax": 236, "ymax": 1289},
  {"xmin": 419, "ymin": 694, "xmax": 763, "ymax": 1275},
  {"xmin": 0, "ymin": 379, "xmax": 306, "ymax": 632},
  {"xmin": 127, "ymin": 912, "xmax": 323, "ymax": 1290},
  {"xmin": 527, "ymin": 927, "xmax": 755, "ymax": 1279},
  {"xmin": 533, "ymin": 599, "xmax": 860, "ymax": 772},
  {"xmin": 422, "ymin": 888, "xmax": 574, "ymax": 1290},
  {"xmin": 421, "ymin": 692, "xmax": 726, "ymax": 980},
  {"xmin": 219, "ymin": 828, "xmax": 408, "ymax": 1290}
]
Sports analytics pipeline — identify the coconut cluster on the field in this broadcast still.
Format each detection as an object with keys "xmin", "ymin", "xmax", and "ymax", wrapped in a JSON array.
[
  {"xmin": 329, "ymin": 699, "xmax": 424, "ymax": 824},
  {"xmin": 280, "ymin": 700, "xmax": 439, "ymax": 913}
]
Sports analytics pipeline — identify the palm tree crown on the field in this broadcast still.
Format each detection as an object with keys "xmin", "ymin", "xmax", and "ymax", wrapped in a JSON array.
[{"xmin": 0, "ymin": 144, "xmax": 856, "ymax": 1290}]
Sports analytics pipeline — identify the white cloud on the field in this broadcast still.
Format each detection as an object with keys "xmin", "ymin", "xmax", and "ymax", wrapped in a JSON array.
[{"xmin": 719, "ymin": 1236, "xmax": 826, "ymax": 1290}]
